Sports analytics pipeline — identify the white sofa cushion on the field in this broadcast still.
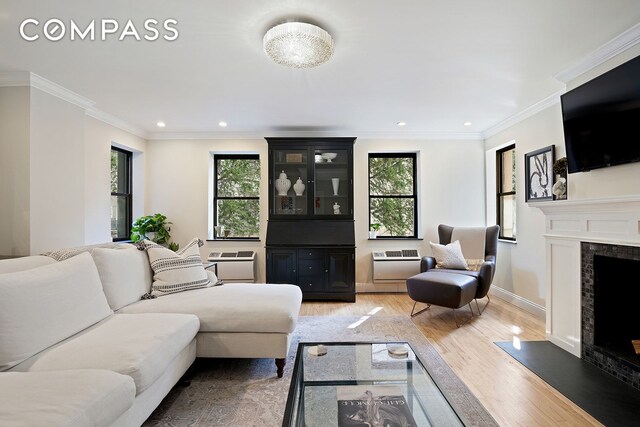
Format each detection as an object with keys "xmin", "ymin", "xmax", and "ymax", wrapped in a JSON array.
[
  {"xmin": 0, "ymin": 256, "xmax": 55, "ymax": 274},
  {"xmin": 0, "ymin": 252, "xmax": 113, "ymax": 371},
  {"xmin": 0, "ymin": 370, "xmax": 135, "ymax": 427},
  {"xmin": 142, "ymin": 238, "xmax": 211, "ymax": 296},
  {"xmin": 92, "ymin": 245, "xmax": 153, "ymax": 310},
  {"xmin": 21, "ymin": 313, "xmax": 200, "ymax": 395},
  {"xmin": 118, "ymin": 284, "xmax": 302, "ymax": 334}
]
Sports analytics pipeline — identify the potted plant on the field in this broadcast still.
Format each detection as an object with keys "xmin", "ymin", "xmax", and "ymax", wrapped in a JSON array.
[
  {"xmin": 131, "ymin": 213, "xmax": 179, "ymax": 251},
  {"xmin": 369, "ymin": 223, "xmax": 381, "ymax": 239}
]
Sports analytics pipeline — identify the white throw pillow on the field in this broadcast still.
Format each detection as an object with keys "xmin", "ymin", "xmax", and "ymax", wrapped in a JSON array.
[
  {"xmin": 0, "ymin": 252, "xmax": 113, "ymax": 371},
  {"xmin": 92, "ymin": 245, "xmax": 153, "ymax": 310},
  {"xmin": 430, "ymin": 240, "xmax": 468, "ymax": 270},
  {"xmin": 141, "ymin": 238, "xmax": 211, "ymax": 296}
]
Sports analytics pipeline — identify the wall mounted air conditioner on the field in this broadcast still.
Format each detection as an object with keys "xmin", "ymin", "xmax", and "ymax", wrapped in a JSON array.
[
  {"xmin": 207, "ymin": 251, "xmax": 256, "ymax": 283},
  {"xmin": 372, "ymin": 250, "xmax": 421, "ymax": 283}
]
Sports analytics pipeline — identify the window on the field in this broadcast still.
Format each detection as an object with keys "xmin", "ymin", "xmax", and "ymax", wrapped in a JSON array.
[
  {"xmin": 213, "ymin": 154, "xmax": 260, "ymax": 239},
  {"xmin": 497, "ymin": 144, "xmax": 516, "ymax": 240},
  {"xmin": 368, "ymin": 153, "xmax": 418, "ymax": 238},
  {"xmin": 111, "ymin": 147, "xmax": 132, "ymax": 241}
]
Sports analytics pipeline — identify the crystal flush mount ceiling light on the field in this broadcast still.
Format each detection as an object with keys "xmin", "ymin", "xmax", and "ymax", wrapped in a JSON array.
[{"xmin": 263, "ymin": 22, "xmax": 334, "ymax": 68}]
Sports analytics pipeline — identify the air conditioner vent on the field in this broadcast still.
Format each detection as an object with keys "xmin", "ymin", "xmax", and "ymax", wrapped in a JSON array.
[{"xmin": 371, "ymin": 250, "xmax": 421, "ymax": 283}]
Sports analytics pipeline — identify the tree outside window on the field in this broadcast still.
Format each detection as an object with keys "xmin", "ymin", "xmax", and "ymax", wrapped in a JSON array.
[
  {"xmin": 111, "ymin": 147, "xmax": 132, "ymax": 241},
  {"xmin": 497, "ymin": 144, "xmax": 516, "ymax": 240},
  {"xmin": 214, "ymin": 154, "xmax": 260, "ymax": 239},
  {"xmin": 368, "ymin": 153, "xmax": 418, "ymax": 238}
]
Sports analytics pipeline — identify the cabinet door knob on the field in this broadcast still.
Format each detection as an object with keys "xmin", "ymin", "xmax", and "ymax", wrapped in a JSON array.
[
  {"xmin": 308, "ymin": 266, "xmax": 312, "ymax": 270},
  {"xmin": 325, "ymin": 270, "xmax": 328, "ymax": 273},
  {"xmin": 308, "ymin": 283, "xmax": 313, "ymax": 287},
  {"xmin": 293, "ymin": 270, "xmax": 296, "ymax": 273}
]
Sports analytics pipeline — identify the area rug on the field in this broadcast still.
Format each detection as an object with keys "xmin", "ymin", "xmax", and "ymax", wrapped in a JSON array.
[
  {"xmin": 496, "ymin": 340, "xmax": 640, "ymax": 426},
  {"xmin": 144, "ymin": 316, "xmax": 497, "ymax": 426}
]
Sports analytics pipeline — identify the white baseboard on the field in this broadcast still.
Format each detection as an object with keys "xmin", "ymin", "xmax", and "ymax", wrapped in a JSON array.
[
  {"xmin": 355, "ymin": 282, "xmax": 546, "ymax": 319},
  {"xmin": 489, "ymin": 286, "xmax": 545, "ymax": 319},
  {"xmin": 356, "ymin": 281, "xmax": 407, "ymax": 293}
]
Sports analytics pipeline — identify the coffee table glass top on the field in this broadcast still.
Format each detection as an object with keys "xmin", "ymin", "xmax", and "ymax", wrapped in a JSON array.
[{"xmin": 282, "ymin": 342, "xmax": 464, "ymax": 427}]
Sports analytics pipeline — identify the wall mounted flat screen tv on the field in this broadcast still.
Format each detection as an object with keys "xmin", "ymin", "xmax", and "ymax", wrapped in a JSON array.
[{"xmin": 561, "ymin": 54, "xmax": 640, "ymax": 174}]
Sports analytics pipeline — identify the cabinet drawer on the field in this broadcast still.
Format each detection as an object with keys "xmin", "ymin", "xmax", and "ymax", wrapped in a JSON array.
[
  {"xmin": 298, "ymin": 249, "xmax": 324, "ymax": 260},
  {"xmin": 297, "ymin": 275, "xmax": 324, "ymax": 292},
  {"xmin": 299, "ymin": 260, "xmax": 325, "ymax": 274}
]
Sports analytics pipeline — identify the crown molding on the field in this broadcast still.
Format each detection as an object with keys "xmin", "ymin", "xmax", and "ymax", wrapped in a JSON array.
[
  {"xmin": 30, "ymin": 73, "xmax": 95, "ymax": 110},
  {"xmin": 553, "ymin": 23, "xmax": 640, "ymax": 83},
  {"xmin": 481, "ymin": 89, "xmax": 564, "ymax": 140},
  {"xmin": 1, "ymin": 70, "xmax": 146, "ymax": 139},
  {"xmin": 86, "ymin": 108, "xmax": 148, "ymax": 140},
  {"xmin": 0, "ymin": 71, "xmax": 31, "ymax": 86},
  {"xmin": 146, "ymin": 130, "xmax": 483, "ymax": 141}
]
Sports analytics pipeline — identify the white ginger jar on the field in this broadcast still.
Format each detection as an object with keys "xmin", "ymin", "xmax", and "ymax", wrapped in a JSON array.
[
  {"xmin": 293, "ymin": 177, "xmax": 305, "ymax": 196},
  {"xmin": 275, "ymin": 171, "xmax": 291, "ymax": 196}
]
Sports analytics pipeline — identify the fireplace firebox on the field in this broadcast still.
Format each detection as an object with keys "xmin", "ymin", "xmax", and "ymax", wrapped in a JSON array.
[{"xmin": 582, "ymin": 242, "xmax": 640, "ymax": 391}]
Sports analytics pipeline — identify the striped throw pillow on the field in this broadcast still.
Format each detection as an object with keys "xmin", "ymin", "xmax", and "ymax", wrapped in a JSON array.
[{"xmin": 141, "ymin": 238, "xmax": 210, "ymax": 296}]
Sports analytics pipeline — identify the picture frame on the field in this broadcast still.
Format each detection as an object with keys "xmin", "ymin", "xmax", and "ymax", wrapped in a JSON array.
[{"xmin": 524, "ymin": 145, "xmax": 554, "ymax": 202}]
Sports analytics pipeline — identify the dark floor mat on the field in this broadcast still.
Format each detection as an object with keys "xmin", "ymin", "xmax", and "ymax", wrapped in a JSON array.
[{"xmin": 495, "ymin": 340, "xmax": 640, "ymax": 427}]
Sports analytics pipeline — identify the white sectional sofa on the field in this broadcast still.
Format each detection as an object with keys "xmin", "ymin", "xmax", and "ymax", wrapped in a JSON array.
[{"xmin": 0, "ymin": 244, "xmax": 302, "ymax": 426}]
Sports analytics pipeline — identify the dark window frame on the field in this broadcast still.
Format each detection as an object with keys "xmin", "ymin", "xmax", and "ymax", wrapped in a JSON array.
[
  {"xmin": 213, "ymin": 154, "xmax": 260, "ymax": 240},
  {"xmin": 496, "ymin": 144, "xmax": 516, "ymax": 241},
  {"xmin": 111, "ymin": 146, "xmax": 132, "ymax": 241},
  {"xmin": 368, "ymin": 152, "xmax": 418, "ymax": 239}
]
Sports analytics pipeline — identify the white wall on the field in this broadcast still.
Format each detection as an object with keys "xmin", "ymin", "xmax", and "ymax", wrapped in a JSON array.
[
  {"xmin": 145, "ymin": 139, "xmax": 268, "ymax": 281},
  {"xmin": 485, "ymin": 105, "xmax": 564, "ymax": 309},
  {"xmin": 145, "ymin": 138, "xmax": 486, "ymax": 286},
  {"xmin": 1, "ymin": 85, "xmax": 147, "ymax": 255},
  {"xmin": 0, "ymin": 87, "xmax": 31, "ymax": 256},
  {"xmin": 84, "ymin": 117, "xmax": 147, "ymax": 244},
  {"xmin": 484, "ymin": 48, "xmax": 640, "ymax": 314},
  {"xmin": 29, "ymin": 88, "xmax": 86, "ymax": 254},
  {"xmin": 355, "ymin": 139, "xmax": 486, "ymax": 290}
]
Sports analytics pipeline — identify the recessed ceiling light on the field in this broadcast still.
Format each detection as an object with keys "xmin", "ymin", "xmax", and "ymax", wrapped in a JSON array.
[
  {"xmin": 396, "ymin": 121, "xmax": 406, "ymax": 127},
  {"xmin": 218, "ymin": 121, "xmax": 228, "ymax": 128},
  {"xmin": 156, "ymin": 121, "xmax": 166, "ymax": 128},
  {"xmin": 463, "ymin": 121, "xmax": 472, "ymax": 126}
]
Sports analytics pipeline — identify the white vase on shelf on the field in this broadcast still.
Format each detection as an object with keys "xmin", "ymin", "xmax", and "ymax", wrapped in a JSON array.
[
  {"xmin": 275, "ymin": 171, "xmax": 291, "ymax": 196},
  {"xmin": 293, "ymin": 177, "xmax": 305, "ymax": 196},
  {"xmin": 332, "ymin": 178, "xmax": 340, "ymax": 196}
]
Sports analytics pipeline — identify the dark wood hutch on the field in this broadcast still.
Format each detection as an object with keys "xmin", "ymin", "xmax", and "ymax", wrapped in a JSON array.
[{"xmin": 265, "ymin": 137, "xmax": 356, "ymax": 302}]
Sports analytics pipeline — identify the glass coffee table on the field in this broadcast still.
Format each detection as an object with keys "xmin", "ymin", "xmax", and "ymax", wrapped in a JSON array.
[{"xmin": 282, "ymin": 342, "xmax": 465, "ymax": 426}]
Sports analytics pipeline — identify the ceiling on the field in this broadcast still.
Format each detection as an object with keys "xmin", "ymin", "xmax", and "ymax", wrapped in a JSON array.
[{"xmin": 1, "ymin": 0, "xmax": 639, "ymax": 139}]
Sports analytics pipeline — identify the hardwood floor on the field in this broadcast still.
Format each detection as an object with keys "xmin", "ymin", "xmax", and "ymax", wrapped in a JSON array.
[{"xmin": 300, "ymin": 293, "xmax": 602, "ymax": 427}]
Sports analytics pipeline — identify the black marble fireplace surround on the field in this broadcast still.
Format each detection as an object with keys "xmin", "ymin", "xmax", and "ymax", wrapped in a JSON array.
[{"xmin": 581, "ymin": 242, "xmax": 640, "ymax": 391}]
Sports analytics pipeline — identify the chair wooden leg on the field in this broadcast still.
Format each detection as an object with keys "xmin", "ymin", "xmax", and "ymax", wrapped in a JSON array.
[{"xmin": 410, "ymin": 301, "xmax": 431, "ymax": 317}]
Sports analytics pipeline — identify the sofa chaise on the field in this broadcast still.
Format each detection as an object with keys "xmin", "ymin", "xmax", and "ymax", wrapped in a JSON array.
[{"xmin": 0, "ymin": 243, "xmax": 302, "ymax": 426}]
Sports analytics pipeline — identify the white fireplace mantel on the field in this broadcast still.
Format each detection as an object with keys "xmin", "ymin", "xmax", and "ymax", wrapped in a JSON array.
[{"xmin": 534, "ymin": 195, "xmax": 640, "ymax": 357}]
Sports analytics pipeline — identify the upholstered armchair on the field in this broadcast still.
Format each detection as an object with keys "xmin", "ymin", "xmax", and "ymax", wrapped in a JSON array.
[{"xmin": 406, "ymin": 224, "xmax": 499, "ymax": 326}]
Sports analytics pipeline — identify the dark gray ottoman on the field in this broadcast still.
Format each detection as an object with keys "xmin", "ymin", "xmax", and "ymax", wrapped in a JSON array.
[{"xmin": 406, "ymin": 271, "xmax": 478, "ymax": 325}]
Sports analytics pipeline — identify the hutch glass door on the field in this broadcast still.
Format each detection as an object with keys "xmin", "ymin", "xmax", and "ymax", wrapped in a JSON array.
[
  {"xmin": 272, "ymin": 149, "xmax": 309, "ymax": 216},
  {"xmin": 313, "ymin": 149, "xmax": 349, "ymax": 217}
]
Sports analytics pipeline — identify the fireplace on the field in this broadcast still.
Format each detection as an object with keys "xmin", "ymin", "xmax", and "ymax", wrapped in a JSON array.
[{"xmin": 582, "ymin": 242, "xmax": 640, "ymax": 391}]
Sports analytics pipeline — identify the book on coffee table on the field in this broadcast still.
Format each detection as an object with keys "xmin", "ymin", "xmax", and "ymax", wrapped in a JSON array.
[{"xmin": 337, "ymin": 385, "xmax": 417, "ymax": 427}]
